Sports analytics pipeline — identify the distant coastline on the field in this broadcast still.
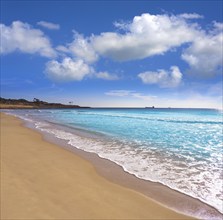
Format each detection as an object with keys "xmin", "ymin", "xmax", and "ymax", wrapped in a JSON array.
[
  {"xmin": 0, "ymin": 97, "xmax": 220, "ymax": 110},
  {"xmin": 0, "ymin": 97, "xmax": 90, "ymax": 109}
]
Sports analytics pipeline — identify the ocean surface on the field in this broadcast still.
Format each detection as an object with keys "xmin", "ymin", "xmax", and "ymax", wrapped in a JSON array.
[{"xmin": 5, "ymin": 108, "xmax": 223, "ymax": 214}]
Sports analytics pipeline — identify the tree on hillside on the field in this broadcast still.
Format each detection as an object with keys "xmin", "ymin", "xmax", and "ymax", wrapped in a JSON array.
[{"xmin": 33, "ymin": 98, "xmax": 40, "ymax": 103}]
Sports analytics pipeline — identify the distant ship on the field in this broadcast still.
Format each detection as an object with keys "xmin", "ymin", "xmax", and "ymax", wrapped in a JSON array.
[{"xmin": 145, "ymin": 106, "xmax": 155, "ymax": 109}]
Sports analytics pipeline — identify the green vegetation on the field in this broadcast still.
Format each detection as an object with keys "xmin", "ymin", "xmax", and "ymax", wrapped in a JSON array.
[{"xmin": 0, "ymin": 97, "xmax": 90, "ymax": 109}]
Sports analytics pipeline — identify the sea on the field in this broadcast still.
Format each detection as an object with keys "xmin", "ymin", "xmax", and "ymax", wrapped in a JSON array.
[{"xmin": 4, "ymin": 108, "xmax": 223, "ymax": 217}]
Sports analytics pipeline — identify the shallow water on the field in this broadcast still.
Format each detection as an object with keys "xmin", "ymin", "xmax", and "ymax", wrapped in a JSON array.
[{"xmin": 5, "ymin": 108, "xmax": 223, "ymax": 214}]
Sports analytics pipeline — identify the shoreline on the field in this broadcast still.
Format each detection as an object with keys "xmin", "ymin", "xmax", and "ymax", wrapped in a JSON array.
[
  {"xmin": 1, "ymin": 112, "xmax": 193, "ymax": 219},
  {"xmin": 38, "ymin": 117, "xmax": 222, "ymax": 220},
  {"xmin": 1, "ymin": 112, "xmax": 222, "ymax": 219}
]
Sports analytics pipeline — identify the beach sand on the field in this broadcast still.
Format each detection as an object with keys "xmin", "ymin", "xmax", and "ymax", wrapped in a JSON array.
[{"xmin": 1, "ymin": 113, "xmax": 194, "ymax": 219}]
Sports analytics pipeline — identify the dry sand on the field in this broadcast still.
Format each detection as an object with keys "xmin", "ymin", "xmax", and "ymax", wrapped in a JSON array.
[
  {"xmin": 0, "ymin": 113, "xmax": 194, "ymax": 219},
  {"xmin": 0, "ymin": 104, "xmax": 35, "ymax": 109}
]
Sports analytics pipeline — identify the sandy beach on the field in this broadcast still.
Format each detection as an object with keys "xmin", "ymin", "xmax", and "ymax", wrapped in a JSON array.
[{"xmin": 1, "ymin": 112, "xmax": 194, "ymax": 219}]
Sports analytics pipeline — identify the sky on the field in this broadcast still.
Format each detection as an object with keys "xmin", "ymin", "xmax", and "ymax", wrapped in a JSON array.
[{"xmin": 1, "ymin": 0, "xmax": 222, "ymax": 108}]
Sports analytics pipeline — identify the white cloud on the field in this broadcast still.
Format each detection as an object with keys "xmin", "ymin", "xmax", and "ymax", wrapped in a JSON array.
[
  {"xmin": 138, "ymin": 66, "xmax": 182, "ymax": 88},
  {"xmin": 95, "ymin": 71, "xmax": 119, "ymax": 80},
  {"xmin": 52, "ymin": 33, "xmax": 121, "ymax": 82},
  {"xmin": 2, "ymin": 15, "xmax": 222, "ymax": 82},
  {"xmin": 56, "ymin": 45, "xmax": 70, "ymax": 53},
  {"xmin": 45, "ymin": 57, "xmax": 91, "ymax": 82},
  {"xmin": 179, "ymin": 13, "xmax": 203, "ymax": 19},
  {"xmin": 131, "ymin": 93, "xmax": 156, "ymax": 101},
  {"xmin": 67, "ymin": 32, "xmax": 98, "ymax": 63},
  {"xmin": 105, "ymin": 90, "xmax": 133, "ymax": 97},
  {"xmin": 37, "ymin": 21, "xmax": 60, "ymax": 30},
  {"xmin": 113, "ymin": 20, "xmax": 130, "ymax": 31},
  {"xmin": 213, "ymin": 21, "xmax": 223, "ymax": 31},
  {"xmin": 91, "ymin": 13, "xmax": 198, "ymax": 61},
  {"xmin": 55, "ymin": 32, "xmax": 98, "ymax": 63},
  {"xmin": 181, "ymin": 26, "xmax": 223, "ymax": 76},
  {"xmin": 105, "ymin": 90, "xmax": 156, "ymax": 101},
  {"xmin": 0, "ymin": 21, "xmax": 56, "ymax": 58},
  {"xmin": 63, "ymin": 13, "xmax": 222, "ymax": 78}
]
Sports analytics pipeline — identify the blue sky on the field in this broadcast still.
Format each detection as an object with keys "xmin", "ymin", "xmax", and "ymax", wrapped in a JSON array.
[{"xmin": 1, "ymin": 0, "xmax": 222, "ymax": 108}]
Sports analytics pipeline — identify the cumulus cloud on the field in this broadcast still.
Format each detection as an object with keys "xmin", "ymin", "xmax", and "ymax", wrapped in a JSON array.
[
  {"xmin": 45, "ymin": 57, "xmax": 91, "ymax": 82},
  {"xmin": 59, "ymin": 32, "xmax": 98, "ymax": 63},
  {"xmin": 37, "ymin": 21, "xmax": 60, "ymax": 30},
  {"xmin": 91, "ymin": 13, "xmax": 198, "ymax": 61},
  {"xmin": 95, "ymin": 71, "xmax": 119, "ymax": 80},
  {"xmin": 56, "ymin": 45, "xmax": 70, "ymax": 53},
  {"xmin": 2, "ymin": 14, "xmax": 222, "ymax": 82},
  {"xmin": 69, "ymin": 13, "xmax": 222, "ymax": 77},
  {"xmin": 0, "ymin": 21, "xmax": 56, "ymax": 58},
  {"xmin": 138, "ymin": 66, "xmax": 182, "ymax": 88},
  {"xmin": 213, "ymin": 21, "xmax": 223, "ymax": 31},
  {"xmin": 181, "ymin": 25, "xmax": 223, "ymax": 76}
]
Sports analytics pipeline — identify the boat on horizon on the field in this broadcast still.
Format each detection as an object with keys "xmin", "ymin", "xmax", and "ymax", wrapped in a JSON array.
[{"xmin": 145, "ymin": 106, "xmax": 155, "ymax": 109}]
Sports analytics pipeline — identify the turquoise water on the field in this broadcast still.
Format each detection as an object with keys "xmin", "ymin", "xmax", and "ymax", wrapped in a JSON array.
[{"xmin": 6, "ymin": 108, "xmax": 223, "ymax": 214}]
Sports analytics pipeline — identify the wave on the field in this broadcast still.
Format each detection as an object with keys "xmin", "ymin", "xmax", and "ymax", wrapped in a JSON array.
[
  {"xmin": 34, "ymin": 120, "xmax": 223, "ymax": 216},
  {"xmin": 70, "ymin": 111, "xmax": 222, "ymax": 125}
]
